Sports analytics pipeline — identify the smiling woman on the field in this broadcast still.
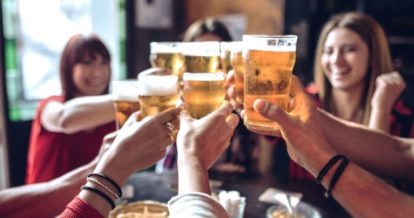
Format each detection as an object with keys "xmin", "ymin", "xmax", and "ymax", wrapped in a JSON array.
[{"xmin": 25, "ymin": 34, "xmax": 116, "ymax": 184}]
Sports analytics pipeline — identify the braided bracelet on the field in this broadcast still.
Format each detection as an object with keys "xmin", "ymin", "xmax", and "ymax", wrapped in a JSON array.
[
  {"xmin": 81, "ymin": 185, "xmax": 115, "ymax": 209},
  {"xmin": 87, "ymin": 177, "xmax": 120, "ymax": 200},
  {"xmin": 88, "ymin": 173, "xmax": 122, "ymax": 198}
]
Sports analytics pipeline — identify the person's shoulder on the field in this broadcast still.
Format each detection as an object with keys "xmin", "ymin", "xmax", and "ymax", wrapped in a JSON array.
[
  {"xmin": 35, "ymin": 95, "xmax": 64, "ymax": 116},
  {"xmin": 42, "ymin": 95, "xmax": 64, "ymax": 103}
]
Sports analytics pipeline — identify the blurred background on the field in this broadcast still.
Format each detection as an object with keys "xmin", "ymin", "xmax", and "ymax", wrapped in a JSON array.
[{"xmin": 1, "ymin": 0, "xmax": 413, "ymax": 188}]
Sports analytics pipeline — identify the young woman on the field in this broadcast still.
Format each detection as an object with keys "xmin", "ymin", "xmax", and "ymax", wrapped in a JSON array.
[
  {"xmin": 289, "ymin": 12, "xmax": 412, "ymax": 180},
  {"xmin": 26, "ymin": 34, "xmax": 116, "ymax": 184}
]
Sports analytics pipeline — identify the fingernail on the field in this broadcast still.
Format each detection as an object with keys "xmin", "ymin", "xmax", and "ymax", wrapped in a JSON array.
[
  {"xmin": 254, "ymin": 99, "xmax": 269, "ymax": 112},
  {"xmin": 226, "ymin": 114, "xmax": 239, "ymax": 129}
]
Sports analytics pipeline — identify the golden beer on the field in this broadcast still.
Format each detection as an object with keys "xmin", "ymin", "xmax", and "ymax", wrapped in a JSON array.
[
  {"xmin": 149, "ymin": 42, "xmax": 185, "ymax": 79},
  {"xmin": 111, "ymin": 80, "xmax": 140, "ymax": 129},
  {"xmin": 243, "ymin": 35, "xmax": 297, "ymax": 134},
  {"xmin": 113, "ymin": 100, "xmax": 140, "ymax": 129},
  {"xmin": 182, "ymin": 42, "xmax": 220, "ymax": 73},
  {"xmin": 184, "ymin": 55, "xmax": 220, "ymax": 73},
  {"xmin": 183, "ymin": 73, "xmax": 225, "ymax": 119},
  {"xmin": 220, "ymin": 42, "xmax": 235, "ymax": 74},
  {"xmin": 231, "ymin": 49, "xmax": 244, "ymax": 104},
  {"xmin": 220, "ymin": 49, "xmax": 231, "ymax": 74},
  {"xmin": 138, "ymin": 75, "xmax": 179, "ymax": 118}
]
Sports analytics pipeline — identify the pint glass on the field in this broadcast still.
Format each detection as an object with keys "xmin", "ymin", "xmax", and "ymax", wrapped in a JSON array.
[
  {"xmin": 182, "ymin": 72, "xmax": 225, "ymax": 119},
  {"xmin": 182, "ymin": 42, "xmax": 220, "ymax": 73},
  {"xmin": 220, "ymin": 41, "xmax": 234, "ymax": 74},
  {"xmin": 111, "ymin": 80, "xmax": 140, "ymax": 129},
  {"xmin": 230, "ymin": 41, "xmax": 244, "ymax": 104},
  {"xmin": 138, "ymin": 74, "xmax": 179, "ymax": 118},
  {"xmin": 149, "ymin": 42, "xmax": 185, "ymax": 80},
  {"xmin": 243, "ymin": 35, "xmax": 297, "ymax": 134}
]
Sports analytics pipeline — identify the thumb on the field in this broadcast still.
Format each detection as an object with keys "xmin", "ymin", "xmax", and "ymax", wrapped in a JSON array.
[{"xmin": 253, "ymin": 99, "xmax": 292, "ymax": 127}]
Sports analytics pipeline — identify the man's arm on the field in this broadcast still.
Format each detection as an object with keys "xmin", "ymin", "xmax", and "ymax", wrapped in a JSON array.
[
  {"xmin": 318, "ymin": 109, "xmax": 414, "ymax": 180},
  {"xmin": 324, "ymin": 162, "xmax": 414, "ymax": 217},
  {"xmin": 0, "ymin": 161, "xmax": 95, "ymax": 217}
]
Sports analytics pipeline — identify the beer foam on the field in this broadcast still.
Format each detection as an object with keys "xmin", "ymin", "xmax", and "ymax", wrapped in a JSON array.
[
  {"xmin": 243, "ymin": 35, "xmax": 297, "ymax": 52},
  {"xmin": 111, "ymin": 80, "xmax": 140, "ymax": 101},
  {"xmin": 183, "ymin": 72, "xmax": 225, "ymax": 81},
  {"xmin": 138, "ymin": 75, "xmax": 178, "ymax": 96},
  {"xmin": 150, "ymin": 42, "xmax": 182, "ymax": 54},
  {"xmin": 112, "ymin": 93, "xmax": 139, "ymax": 102},
  {"xmin": 181, "ymin": 42, "xmax": 220, "ymax": 56}
]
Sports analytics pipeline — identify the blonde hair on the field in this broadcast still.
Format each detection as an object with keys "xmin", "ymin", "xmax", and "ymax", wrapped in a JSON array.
[{"xmin": 313, "ymin": 12, "xmax": 393, "ymax": 124}]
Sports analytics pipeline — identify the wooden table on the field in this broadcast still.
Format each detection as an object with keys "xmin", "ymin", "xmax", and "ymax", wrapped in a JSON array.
[{"xmin": 124, "ymin": 171, "xmax": 350, "ymax": 217}]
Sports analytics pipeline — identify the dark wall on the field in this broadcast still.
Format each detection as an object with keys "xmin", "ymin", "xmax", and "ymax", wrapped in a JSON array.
[{"xmin": 125, "ymin": 0, "xmax": 186, "ymax": 78}]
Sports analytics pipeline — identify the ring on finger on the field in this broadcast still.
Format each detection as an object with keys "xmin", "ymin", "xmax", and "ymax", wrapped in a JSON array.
[{"xmin": 165, "ymin": 121, "xmax": 175, "ymax": 132}]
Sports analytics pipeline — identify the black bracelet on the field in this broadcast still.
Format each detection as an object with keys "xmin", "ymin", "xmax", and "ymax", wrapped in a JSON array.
[
  {"xmin": 324, "ymin": 156, "xmax": 349, "ymax": 198},
  {"xmin": 81, "ymin": 185, "xmax": 115, "ymax": 209},
  {"xmin": 88, "ymin": 173, "xmax": 122, "ymax": 198},
  {"xmin": 315, "ymin": 155, "xmax": 345, "ymax": 184}
]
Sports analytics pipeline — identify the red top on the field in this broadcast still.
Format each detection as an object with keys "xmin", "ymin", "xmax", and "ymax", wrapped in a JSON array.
[
  {"xmin": 26, "ymin": 96, "xmax": 115, "ymax": 184},
  {"xmin": 60, "ymin": 196, "xmax": 103, "ymax": 218}
]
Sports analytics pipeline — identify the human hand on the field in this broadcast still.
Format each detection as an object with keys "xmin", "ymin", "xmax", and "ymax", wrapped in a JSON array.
[
  {"xmin": 176, "ymin": 101, "xmax": 239, "ymax": 170},
  {"xmin": 371, "ymin": 71, "xmax": 406, "ymax": 111},
  {"xmin": 94, "ymin": 107, "xmax": 181, "ymax": 185},
  {"xmin": 253, "ymin": 76, "xmax": 336, "ymax": 174},
  {"xmin": 226, "ymin": 69, "xmax": 243, "ymax": 112}
]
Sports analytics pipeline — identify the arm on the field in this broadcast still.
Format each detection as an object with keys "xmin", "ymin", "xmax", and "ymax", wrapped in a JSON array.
[
  {"xmin": 368, "ymin": 71, "xmax": 406, "ymax": 133},
  {"xmin": 41, "ymin": 94, "xmax": 115, "ymax": 134},
  {"xmin": 253, "ymin": 76, "xmax": 414, "ymax": 217},
  {"xmin": 319, "ymin": 109, "xmax": 414, "ymax": 180},
  {"xmin": 170, "ymin": 102, "xmax": 238, "ymax": 218},
  {"xmin": 176, "ymin": 102, "xmax": 239, "ymax": 195},
  {"xmin": 64, "ymin": 108, "xmax": 180, "ymax": 217},
  {"xmin": 0, "ymin": 160, "xmax": 96, "ymax": 217}
]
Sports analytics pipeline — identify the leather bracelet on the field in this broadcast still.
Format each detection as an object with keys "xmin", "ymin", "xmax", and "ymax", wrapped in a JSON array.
[
  {"xmin": 88, "ymin": 173, "xmax": 122, "ymax": 198},
  {"xmin": 324, "ymin": 156, "xmax": 349, "ymax": 198},
  {"xmin": 315, "ymin": 155, "xmax": 345, "ymax": 184},
  {"xmin": 81, "ymin": 185, "xmax": 115, "ymax": 209}
]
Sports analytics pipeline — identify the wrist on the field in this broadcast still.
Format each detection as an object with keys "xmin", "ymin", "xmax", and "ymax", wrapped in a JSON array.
[
  {"xmin": 301, "ymin": 148, "xmax": 337, "ymax": 178},
  {"xmin": 93, "ymin": 155, "xmax": 130, "ymax": 187}
]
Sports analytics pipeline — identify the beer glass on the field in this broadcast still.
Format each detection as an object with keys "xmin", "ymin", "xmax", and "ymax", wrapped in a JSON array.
[
  {"xmin": 182, "ymin": 42, "xmax": 220, "ymax": 73},
  {"xmin": 220, "ymin": 41, "xmax": 234, "ymax": 74},
  {"xmin": 243, "ymin": 35, "xmax": 297, "ymax": 134},
  {"xmin": 149, "ymin": 42, "xmax": 185, "ymax": 80},
  {"xmin": 138, "ymin": 74, "xmax": 179, "ymax": 118},
  {"xmin": 111, "ymin": 80, "xmax": 140, "ymax": 129},
  {"xmin": 182, "ymin": 72, "xmax": 225, "ymax": 119},
  {"xmin": 230, "ymin": 41, "xmax": 244, "ymax": 104}
]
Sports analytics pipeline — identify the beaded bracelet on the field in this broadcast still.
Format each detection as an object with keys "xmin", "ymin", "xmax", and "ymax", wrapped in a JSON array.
[
  {"xmin": 81, "ymin": 185, "xmax": 115, "ymax": 209},
  {"xmin": 88, "ymin": 173, "xmax": 122, "ymax": 198}
]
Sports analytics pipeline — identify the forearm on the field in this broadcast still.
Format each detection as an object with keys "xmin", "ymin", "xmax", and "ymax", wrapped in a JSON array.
[
  {"xmin": 60, "ymin": 94, "xmax": 115, "ymax": 133},
  {"xmin": 318, "ymin": 109, "xmax": 414, "ymax": 180},
  {"xmin": 177, "ymin": 156, "xmax": 211, "ymax": 195},
  {"xmin": 0, "ymin": 162, "xmax": 93, "ymax": 217},
  {"xmin": 368, "ymin": 108, "xmax": 391, "ymax": 133},
  {"xmin": 320, "ymin": 162, "xmax": 414, "ymax": 217}
]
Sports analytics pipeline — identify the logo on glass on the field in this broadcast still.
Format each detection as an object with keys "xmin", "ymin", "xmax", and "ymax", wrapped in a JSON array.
[{"xmin": 267, "ymin": 39, "xmax": 276, "ymax": 46}]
